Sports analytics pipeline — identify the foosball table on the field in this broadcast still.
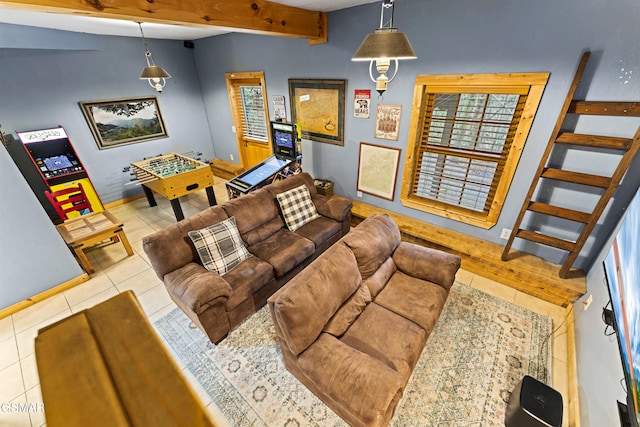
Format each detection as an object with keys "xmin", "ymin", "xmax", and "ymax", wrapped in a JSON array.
[{"xmin": 129, "ymin": 153, "xmax": 216, "ymax": 221}]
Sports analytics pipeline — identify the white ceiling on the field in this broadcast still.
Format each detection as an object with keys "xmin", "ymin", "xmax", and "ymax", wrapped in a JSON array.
[{"xmin": 0, "ymin": 0, "xmax": 379, "ymax": 40}]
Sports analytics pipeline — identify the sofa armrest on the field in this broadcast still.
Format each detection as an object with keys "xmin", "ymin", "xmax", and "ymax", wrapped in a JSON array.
[
  {"xmin": 164, "ymin": 263, "xmax": 232, "ymax": 314},
  {"xmin": 313, "ymin": 194, "xmax": 352, "ymax": 222},
  {"xmin": 297, "ymin": 333, "xmax": 404, "ymax": 427},
  {"xmin": 392, "ymin": 242, "xmax": 461, "ymax": 290}
]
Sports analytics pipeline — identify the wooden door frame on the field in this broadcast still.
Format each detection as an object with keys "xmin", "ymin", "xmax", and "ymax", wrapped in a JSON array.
[{"xmin": 225, "ymin": 71, "xmax": 272, "ymax": 168}]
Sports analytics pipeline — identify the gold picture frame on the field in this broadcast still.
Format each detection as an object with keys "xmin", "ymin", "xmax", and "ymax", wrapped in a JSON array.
[
  {"xmin": 357, "ymin": 142, "xmax": 401, "ymax": 201},
  {"xmin": 288, "ymin": 79, "xmax": 346, "ymax": 146},
  {"xmin": 79, "ymin": 96, "xmax": 168, "ymax": 149}
]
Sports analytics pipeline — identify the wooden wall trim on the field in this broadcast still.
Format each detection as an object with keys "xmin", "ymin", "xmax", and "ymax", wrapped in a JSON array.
[{"xmin": 0, "ymin": 273, "xmax": 89, "ymax": 319}]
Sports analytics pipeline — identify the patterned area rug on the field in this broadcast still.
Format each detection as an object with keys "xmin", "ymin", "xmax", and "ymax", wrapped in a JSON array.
[{"xmin": 154, "ymin": 282, "xmax": 551, "ymax": 426}]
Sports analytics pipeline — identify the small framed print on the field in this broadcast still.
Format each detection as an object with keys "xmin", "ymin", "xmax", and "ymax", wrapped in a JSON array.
[{"xmin": 375, "ymin": 104, "xmax": 402, "ymax": 141}]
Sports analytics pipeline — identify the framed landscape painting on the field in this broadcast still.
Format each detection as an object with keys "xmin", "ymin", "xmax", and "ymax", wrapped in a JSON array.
[{"xmin": 79, "ymin": 96, "xmax": 168, "ymax": 149}]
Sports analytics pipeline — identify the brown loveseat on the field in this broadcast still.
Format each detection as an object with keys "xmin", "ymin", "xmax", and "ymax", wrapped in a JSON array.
[
  {"xmin": 143, "ymin": 172, "xmax": 352, "ymax": 343},
  {"xmin": 268, "ymin": 214, "xmax": 461, "ymax": 427}
]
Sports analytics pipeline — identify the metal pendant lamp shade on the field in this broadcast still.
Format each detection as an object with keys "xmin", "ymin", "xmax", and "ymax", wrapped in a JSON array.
[
  {"xmin": 138, "ymin": 22, "xmax": 171, "ymax": 92},
  {"xmin": 140, "ymin": 65, "xmax": 171, "ymax": 80},
  {"xmin": 351, "ymin": 0, "xmax": 416, "ymax": 95},
  {"xmin": 352, "ymin": 28, "xmax": 416, "ymax": 61}
]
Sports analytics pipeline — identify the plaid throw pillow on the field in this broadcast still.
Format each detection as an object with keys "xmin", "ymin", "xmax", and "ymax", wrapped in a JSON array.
[
  {"xmin": 276, "ymin": 184, "xmax": 321, "ymax": 231},
  {"xmin": 188, "ymin": 216, "xmax": 252, "ymax": 275}
]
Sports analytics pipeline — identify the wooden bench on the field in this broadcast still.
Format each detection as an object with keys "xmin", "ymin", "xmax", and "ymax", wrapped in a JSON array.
[{"xmin": 35, "ymin": 291, "xmax": 217, "ymax": 427}]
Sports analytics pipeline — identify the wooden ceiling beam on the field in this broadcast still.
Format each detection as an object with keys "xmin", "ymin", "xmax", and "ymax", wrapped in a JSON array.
[{"xmin": 0, "ymin": 0, "xmax": 328, "ymax": 43}]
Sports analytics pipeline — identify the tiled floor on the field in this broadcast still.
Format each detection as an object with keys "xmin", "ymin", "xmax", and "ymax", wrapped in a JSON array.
[{"xmin": 0, "ymin": 178, "xmax": 570, "ymax": 427}]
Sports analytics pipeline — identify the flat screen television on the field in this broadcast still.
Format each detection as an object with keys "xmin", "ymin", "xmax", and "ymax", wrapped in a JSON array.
[{"xmin": 603, "ymin": 185, "xmax": 640, "ymax": 427}]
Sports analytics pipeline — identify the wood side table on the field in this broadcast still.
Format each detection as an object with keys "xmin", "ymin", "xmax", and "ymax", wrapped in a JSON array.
[{"xmin": 55, "ymin": 211, "xmax": 134, "ymax": 274}]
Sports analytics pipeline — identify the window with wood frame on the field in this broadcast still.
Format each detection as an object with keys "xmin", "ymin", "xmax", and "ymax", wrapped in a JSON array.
[
  {"xmin": 225, "ymin": 72, "xmax": 272, "ymax": 168},
  {"xmin": 401, "ymin": 73, "xmax": 549, "ymax": 228}
]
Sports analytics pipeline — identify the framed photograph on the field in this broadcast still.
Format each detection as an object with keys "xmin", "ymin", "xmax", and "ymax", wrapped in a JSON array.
[
  {"xmin": 357, "ymin": 142, "xmax": 401, "ymax": 201},
  {"xmin": 79, "ymin": 96, "xmax": 168, "ymax": 149},
  {"xmin": 289, "ymin": 79, "xmax": 346, "ymax": 146},
  {"xmin": 375, "ymin": 104, "xmax": 402, "ymax": 140}
]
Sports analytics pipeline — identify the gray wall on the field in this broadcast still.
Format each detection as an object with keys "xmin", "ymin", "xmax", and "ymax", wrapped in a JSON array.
[
  {"xmin": 0, "ymin": 145, "xmax": 83, "ymax": 307},
  {"xmin": 1, "ymin": 0, "xmax": 640, "ymax": 423}
]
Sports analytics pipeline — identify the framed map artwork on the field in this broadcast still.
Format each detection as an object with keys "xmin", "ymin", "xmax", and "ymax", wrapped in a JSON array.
[
  {"xmin": 357, "ymin": 142, "xmax": 401, "ymax": 201},
  {"xmin": 288, "ymin": 79, "xmax": 346, "ymax": 146}
]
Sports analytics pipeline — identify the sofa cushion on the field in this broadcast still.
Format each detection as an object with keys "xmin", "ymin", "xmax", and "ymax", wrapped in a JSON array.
[
  {"xmin": 222, "ymin": 189, "xmax": 281, "ymax": 246},
  {"xmin": 188, "ymin": 216, "xmax": 252, "ymax": 275},
  {"xmin": 323, "ymin": 283, "xmax": 371, "ymax": 337},
  {"xmin": 276, "ymin": 184, "xmax": 321, "ymax": 231},
  {"xmin": 343, "ymin": 214, "xmax": 401, "ymax": 279},
  {"xmin": 374, "ymin": 270, "xmax": 449, "ymax": 334},
  {"xmin": 271, "ymin": 243, "xmax": 361, "ymax": 356},
  {"xmin": 341, "ymin": 302, "xmax": 427, "ymax": 382},
  {"xmin": 223, "ymin": 256, "xmax": 275, "ymax": 310},
  {"xmin": 248, "ymin": 229, "xmax": 315, "ymax": 277},
  {"xmin": 363, "ymin": 257, "xmax": 397, "ymax": 298},
  {"xmin": 294, "ymin": 216, "xmax": 342, "ymax": 248}
]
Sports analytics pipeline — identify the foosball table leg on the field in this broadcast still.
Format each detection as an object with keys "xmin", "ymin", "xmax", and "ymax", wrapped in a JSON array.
[
  {"xmin": 206, "ymin": 186, "xmax": 217, "ymax": 207},
  {"xmin": 142, "ymin": 186, "xmax": 157, "ymax": 207},
  {"xmin": 170, "ymin": 199, "xmax": 185, "ymax": 221}
]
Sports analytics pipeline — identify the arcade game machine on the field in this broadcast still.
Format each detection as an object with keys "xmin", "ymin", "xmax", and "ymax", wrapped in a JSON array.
[
  {"xmin": 226, "ymin": 121, "xmax": 302, "ymax": 198},
  {"xmin": 15, "ymin": 126, "xmax": 103, "ymax": 222}
]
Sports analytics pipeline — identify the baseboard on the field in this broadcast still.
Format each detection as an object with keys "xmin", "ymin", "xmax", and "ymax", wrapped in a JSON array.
[
  {"xmin": 103, "ymin": 193, "xmax": 145, "ymax": 209},
  {"xmin": 566, "ymin": 304, "xmax": 580, "ymax": 427},
  {"xmin": 0, "ymin": 273, "xmax": 89, "ymax": 319}
]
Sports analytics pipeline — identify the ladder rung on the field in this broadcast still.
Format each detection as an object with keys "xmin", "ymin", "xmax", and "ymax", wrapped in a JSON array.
[
  {"xmin": 528, "ymin": 202, "xmax": 591, "ymax": 223},
  {"xmin": 555, "ymin": 132, "xmax": 633, "ymax": 150},
  {"xmin": 541, "ymin": 168, "xmax": 612, "ymax": 188},
  {"xmin": 568, "ymin": 101, "xmax": 640, "ymax": 117},
  {"xmin": 515, "ymin": 229, "xmax": 576, "ymax": 252}
]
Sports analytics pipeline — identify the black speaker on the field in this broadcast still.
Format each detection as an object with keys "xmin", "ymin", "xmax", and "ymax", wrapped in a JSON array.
[{"xmin": 505, "ymin": 375, "xmax": 563, "ymax": 427}]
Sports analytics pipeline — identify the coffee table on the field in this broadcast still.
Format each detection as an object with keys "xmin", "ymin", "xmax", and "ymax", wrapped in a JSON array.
[{"xmin": 55, "ymin": 211, "xmax": 134, "ymax": 274}]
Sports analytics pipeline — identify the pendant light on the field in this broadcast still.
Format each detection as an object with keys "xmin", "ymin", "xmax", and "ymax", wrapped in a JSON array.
[
  {"xmin": 138, "ymin": 22, "xmax": 171, "ymax": 92},
  {"xmin": 352, "ymin": 0, "xmax": 416, "ymax": 95}
]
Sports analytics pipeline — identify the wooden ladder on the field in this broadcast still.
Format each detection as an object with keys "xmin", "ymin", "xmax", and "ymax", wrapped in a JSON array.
[{"xmin": 501, "ymin": 51, "xmax": 640, "ymax": 279}]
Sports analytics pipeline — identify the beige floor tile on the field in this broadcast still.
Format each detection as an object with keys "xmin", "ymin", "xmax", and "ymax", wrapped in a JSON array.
[
  {"xmin": 25, "ymin": 385, "xmax": 46, "ymax": 427},
  {"xmin": 115, "ymin": 268, "xmax": 162, "ymax": 296},
  {"xmin": 0, "ymin": 362, "xmax": 25, "ymax": 403},
  {"xmin": 136, "ymin": 283, "xmax": 174, "ymax": 317},
  {"xmin": 12, "ymin": 295, "xmax": 69, "ymax": 334},
  {"xmin": 63, "ymin": 273, "xmax": 114, "ymax": 307},
  {"xmin": 69, "ymin": 287, "xmax": 119, "ymax": 314},
  {"xmin": 514, "ymin": 290, "xmax": 561, "ymax": 318},
  {"xmin": 20, "ymin": 354, "xmax": 39, "ymax": 391},
  {"xmin": 102, "ymin": 255, "xmax": 151, "ymax": 285},
  {"xmin": 468, "ymin": 274, "xmax": 516, "ymax": 303},
  {"xmin": 15, "ymin": 310, "xmax": 75, "ymax": 360},
  {"xmin": 455, "ymin": 268, "xmax": 474, "ymax": 286},
  {"xmin": 0, "ymin": 392, "xmax": 32, "ymax": 427},
  {"xmin": 0, "ymin": 336, "xmax": 19, "ymax": 371},
  {"xmin": 0, "ymin": 315, "xmax": 15, "ymax": 342}
]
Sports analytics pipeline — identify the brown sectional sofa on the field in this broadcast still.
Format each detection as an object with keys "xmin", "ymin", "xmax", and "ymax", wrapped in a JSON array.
[
  {"xmin": 142, "ymin": 172, "xmax": 352, "ymax": 343},
  {"xmin": 268, "ymin": 214, "xmax": 461, "ymax": 427}
]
